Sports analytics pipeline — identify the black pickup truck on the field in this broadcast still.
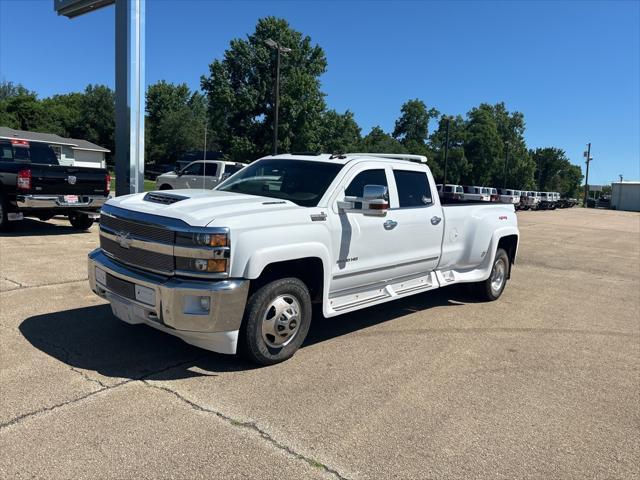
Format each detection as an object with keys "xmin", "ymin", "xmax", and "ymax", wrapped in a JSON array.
[{"xmin": 0, "ymin": 138, "xmax": 110, "ymax": 231}]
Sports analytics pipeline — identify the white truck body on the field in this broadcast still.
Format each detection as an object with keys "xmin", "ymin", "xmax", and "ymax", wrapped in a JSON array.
[
  {"xmin": 89, "ymin": 153, "xmax": 519, "ymax": 362},
  {"xmin": 498, "ymin": 189, "xmax": 520, "ymax": 205},
  {"xmin": 155, "ymin": 160, "xmax": 245, "ymax": 190},
  {"xmin": 464, "ymin": 185, "xmax": 490, "ymax": 202}
]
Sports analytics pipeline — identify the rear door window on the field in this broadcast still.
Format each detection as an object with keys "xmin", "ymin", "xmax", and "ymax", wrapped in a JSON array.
[
  {"xmin": 29, "ymin": 143, "xmax": 59, "ymax": 165},
  {"xmin": 202, "ymin": 162, "xmax": 219, "ymax": 177},
  {"xmin": 393, "ymin": 170, "xmax": 432, "ymax": 208}
]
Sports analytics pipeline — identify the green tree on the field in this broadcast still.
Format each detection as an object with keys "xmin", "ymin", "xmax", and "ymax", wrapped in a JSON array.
[
  {"xmin": 201, "ymin": 17, "xmax": 328, "ymax": 160},
  {"xmin": 429, "ymin": 115, "xmax": 469, "ymax": 184},
  {"xmin": 530, "ymin": 147, "xmax": 583, "ymax": 197},
  {"xmin": 146, "ymin": 81, "xmax": 206, "ymax": 164},
  {"xmin": 463, "ymin": 105, "xmax": 502, "ymax": 186},
  {"xmin": 75, "ymin": 85, "xmax": 115, "ymax": 157},
  {"xmin": 393, "ymin": 99, "xmax": 439, "ymax": 144},
  {"xmin": 318, "ymin": 109, "xmax": 361, "ymax": 153},
  {"xmin": 359, "ymin": 126, "xmax": 407, "ymax": 154}
]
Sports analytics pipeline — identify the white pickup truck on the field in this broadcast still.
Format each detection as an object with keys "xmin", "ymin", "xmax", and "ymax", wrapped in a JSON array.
[
  {"xmin": 88, "ymin": 153, "xmax": 519, "ymax": 365},
  {"xmin": 155, "ymin": 160, "xmax": 245, "ymax": 190}
]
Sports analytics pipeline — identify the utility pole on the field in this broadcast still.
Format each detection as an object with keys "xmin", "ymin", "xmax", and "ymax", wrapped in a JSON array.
[
  {"xmin": 442, "ymin": 117, "xmax": 450, "ymax": 186},
  {"xmin": 619, "ymin": 174, "xmax": 623, "ymax": 183},
  {"xmin": 583, "ymin": 143, "xmax": 592, "ymax": 207},
  {"xmin": 503, "ymin": 142, "xmax": 509, "ymax": 188},
  {"xmin": 265, "ymin": 39, "xmax": 291, "ymax": 155}
]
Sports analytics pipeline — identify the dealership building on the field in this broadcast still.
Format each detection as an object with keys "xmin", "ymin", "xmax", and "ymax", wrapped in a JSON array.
[
  {"xmin": 0, "ymin": 127, "xmax": 109, "ymax": 168},
  {"xmin": 611, "ymin": 181, "xmax": 640, "ymax": 212}
]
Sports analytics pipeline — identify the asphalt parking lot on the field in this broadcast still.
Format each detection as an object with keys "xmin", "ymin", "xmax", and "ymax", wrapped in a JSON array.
[{"xmin": 1, "ymin": 208, "xmax": 638, "ymax": 479}]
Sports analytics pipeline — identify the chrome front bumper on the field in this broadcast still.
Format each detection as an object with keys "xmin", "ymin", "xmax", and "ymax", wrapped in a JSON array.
[
  {"xmin": 88, "ymin": 249, "xmax": 249, "ymax": 354},
  {"xmin": 17, "ymin": 194, "xmax": 108, "ymax": 209}
]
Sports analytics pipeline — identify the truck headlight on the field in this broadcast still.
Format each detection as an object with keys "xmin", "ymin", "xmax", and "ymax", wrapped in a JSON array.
[
  {"xmin": 194, "ymin": 233, "xmax": 228, "ymax": 247},
  {"xmin": 176, "ymin": 258, "xmax": 228, "ymax": 273},
  {"xmin": 176, "ymin": 231, "xmax": 228, "ymax": 247}
]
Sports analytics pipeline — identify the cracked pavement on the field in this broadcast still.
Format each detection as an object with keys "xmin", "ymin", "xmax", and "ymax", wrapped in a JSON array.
[{"xmin": 1, "ymin": 211, "xmax": 639, "ymax": 479}]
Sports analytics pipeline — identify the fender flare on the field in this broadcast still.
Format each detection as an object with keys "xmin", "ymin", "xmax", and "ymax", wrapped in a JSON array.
[{"xmin": 243, "ymin": 242, "xmax": 332, "ymax": 298}]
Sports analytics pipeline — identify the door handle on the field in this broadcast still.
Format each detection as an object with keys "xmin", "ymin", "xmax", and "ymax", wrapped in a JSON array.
[
  {"xmin": 383, "ymin": 220, "xmax": 398, "ymax": 230},
  {"xmin": 431, "ymin": 216, "xmax": 442, "ymax": 225}
]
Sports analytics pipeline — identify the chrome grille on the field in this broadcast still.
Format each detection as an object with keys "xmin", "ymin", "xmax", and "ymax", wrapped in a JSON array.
[
  {"xmin": 100, "ymin": 214, "xmax": 174, "ymax": 244},
  {"xmin": 105, "ymin": 273, "xmax": 136, "ymax": 301},
  {"xmin": 100, "ymin": 236, "xmax": 173, "ymax": 273}
]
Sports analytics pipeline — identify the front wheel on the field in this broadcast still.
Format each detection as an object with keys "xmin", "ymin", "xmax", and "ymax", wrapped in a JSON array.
[
  {"xmin": 470, "ymin": 248, "xmax": 510, "ymax": 301},
  {"xmin": 0, "ymin": 194, "xmax": 11, "ymax": 232},
  {"xmin": 239, "ymin": 277, "xmax": 312, "ymax": 365},
  {"xmin": 68, "ymin": 213, "xmax": 94, "ymax": 230}
]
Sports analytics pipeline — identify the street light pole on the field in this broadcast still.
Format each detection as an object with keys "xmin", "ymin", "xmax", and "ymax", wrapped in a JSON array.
[
  {"xmin": 265, "ymin": 39, "xmax": 291, "ymax": 156},
  {"xmin": 442, "ymin": 117, "xmax": 450, "ymax": 186},
  {"xmin": 583, "ymin": 142, "xmax": 592, "ymax": 207}
]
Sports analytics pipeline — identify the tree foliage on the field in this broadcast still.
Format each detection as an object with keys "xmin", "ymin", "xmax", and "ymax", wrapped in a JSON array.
[
  {"xmin": 0, "ymin": 17, "xmax": 584, "ymax": 196},
  {"xmin": 201, "ymin": 17, "xmax": 328, "ymax": 160},
  {"xmin": 146, "ymin": 81, "xmax": 206, "ymax": 164},
  {"xmin": 530, "ymin": 147, "xmax": 583, "ymax": 197}
]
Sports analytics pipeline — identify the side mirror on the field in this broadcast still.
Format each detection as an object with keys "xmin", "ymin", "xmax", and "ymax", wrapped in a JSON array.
[
  {"xmin": 338, "ymin": 184, "xmax": 389, "ymax": 216},
  {"xmin": 362, "ymin": 184, "xmax": 389, "ymax": 216}
]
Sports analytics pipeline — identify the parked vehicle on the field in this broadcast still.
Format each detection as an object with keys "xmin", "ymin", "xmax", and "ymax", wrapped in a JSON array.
[
  {"xmin": 487, "ymin": 187, "xmax": 500, "ymax": 202},
  {"xmin": 520, "ymin": 191, "xmax": 540, "ymax": 210},
  {"xmin": 155, "ymin": 160, "xmax": 245, "ymax": 190},
  {"xmin": 513, "ymin": 190, "xmax": 523, "ymax": 210},
  {"xmin": 88, "ymin": 152, "xmax": 519, "ymax": 365},
  {"xmin": 539, "ymin": 192, "xmax": 556, "ymax": 210},
  {"xmin": 498, "ymin": 189, "xmax": 520, "ymax": 207},
  {"xmin": 0, "ymin": 138, "xmax": 109, "ymax": 231},
  {"xmin": 437, "ymin": 184, "xmax": 464, "ymax": 201},
  {"xmin": 463, "ymin": 186, "xmax": 490, "ymax": 202}
]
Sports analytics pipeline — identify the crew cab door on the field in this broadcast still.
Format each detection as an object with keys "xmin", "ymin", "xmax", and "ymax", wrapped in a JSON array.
[
  {"xmin": 328, "ymin": 163, "xmax": 443, "ymax": 294},
  {"xmin": 201, "ymin": 162, "xmax": 220, "ymax": 189},
  {"xmin": 385, "ymin": 165, "xmax": 444, "ymax": 275},
  {"xmin": 180, "ymin": 162, "xmax": 205, "ymax": 189}
]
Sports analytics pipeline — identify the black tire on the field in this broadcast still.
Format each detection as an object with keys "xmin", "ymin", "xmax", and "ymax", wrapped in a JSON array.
[
  {"xmin": 0, "ymin": 194, "xmax": 10, "ymax": 232},
  {"xmin": 239, "ymin": 277, "xmax": 312, "ymax": 365},
  {"xmin": 470, "ymin": 248, "xmax": 510, "ymax": 301},
  {"xmin": 68, "ymin": 213, "xmax": 94, "ymax": 230},
  {"xmin": 38, "ymin": 213, "xmax": 55, "ymax": 222},
  {"xmin": 159, "ymin": 184, "xmax": 173, "ymax": 190}
]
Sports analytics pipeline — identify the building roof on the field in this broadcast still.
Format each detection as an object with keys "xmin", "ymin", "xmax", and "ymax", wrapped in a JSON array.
[{"xmin": 0, "ymin": 127, "xmax": 110, "ymax": 153}]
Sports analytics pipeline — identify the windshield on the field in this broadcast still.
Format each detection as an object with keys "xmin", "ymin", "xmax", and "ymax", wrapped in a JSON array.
[
  {"xmin": 456, "ymin": 186, "xmax": 463, "ymax": 193},
  {"xmin": 216, "ymin": 159, "xmax": 342, "ymax": 207}
]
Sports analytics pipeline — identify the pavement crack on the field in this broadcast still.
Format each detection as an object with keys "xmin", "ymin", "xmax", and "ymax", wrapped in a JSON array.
[
  {"xmin": 143, "ymin": 381, "xmax": 351, "ymax": 480},
  {"xmin": 1, "ymin": 276, "xmax": 24, "ymax": 288},
  {"xmin": 0, "ymin": 357, "xmax": 204, "ymax": 431},
  {"xmin": 0, "ymin": 277, "xmax": 88, "ymax": 292},
  {"xmin": 0, "ymin": 382, "xmax": 127, "ymax": 431},
  {"xmin": 70, "ymin": 367, "xmax": 110, "ymax": 388}
]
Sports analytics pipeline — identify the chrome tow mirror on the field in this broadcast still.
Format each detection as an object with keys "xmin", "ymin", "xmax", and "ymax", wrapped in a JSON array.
[
  {"xmin": 362, "ymin": 184, "xmax": 389, "ymax": 216},
  {"xmin": 338, "ymin": 184, "xmax": 389, "ymax": 216}
]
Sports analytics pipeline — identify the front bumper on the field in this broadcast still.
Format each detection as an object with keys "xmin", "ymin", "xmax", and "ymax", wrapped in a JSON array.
[
  {"xmin": 88, "ymin": 249, "xmax": 249, "ymax": 354},
  {"xmin": 17, "ymin": 194, "xmax": 108, "ymax": 209}
]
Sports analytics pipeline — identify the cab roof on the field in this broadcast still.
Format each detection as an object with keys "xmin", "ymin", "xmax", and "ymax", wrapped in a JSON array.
[{"xmin": 261, "ymin": 152, "xmax": 428, "ymax": 166}]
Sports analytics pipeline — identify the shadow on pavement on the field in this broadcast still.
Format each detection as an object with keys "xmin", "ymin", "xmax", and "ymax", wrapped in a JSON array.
[
  {"xmin": 0, "ymin": 217, "xmax": 94, "ymax": 237},
  {"xmin": 20, "ymin": 284, "xmax": 474, "ymax": 380}
]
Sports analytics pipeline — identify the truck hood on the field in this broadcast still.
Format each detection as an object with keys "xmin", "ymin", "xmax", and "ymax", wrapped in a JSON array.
[{"xmin": 106, "ymin": 189, "xmax": 299, "ymax": 226}]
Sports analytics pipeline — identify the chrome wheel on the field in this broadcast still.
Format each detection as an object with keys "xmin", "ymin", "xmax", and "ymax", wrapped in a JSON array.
[
  {"xmin": 261, "ymin": 294, "xmax": 301, "ymax": 349},
  {"xmin": 490, "ymin": 257, "xmax": 506, "ymax": 295}
]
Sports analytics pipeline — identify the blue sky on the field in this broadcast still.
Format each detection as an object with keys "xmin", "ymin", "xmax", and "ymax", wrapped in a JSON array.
[{"xmin": 1, "ymin": 0, "xmax": 638, "ymax": 184}]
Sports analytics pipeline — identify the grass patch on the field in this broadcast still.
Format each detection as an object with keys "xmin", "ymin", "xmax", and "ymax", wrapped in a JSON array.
[{"xmin": 109, "ymin": 177, "xmax": 156, "ymax": 193}]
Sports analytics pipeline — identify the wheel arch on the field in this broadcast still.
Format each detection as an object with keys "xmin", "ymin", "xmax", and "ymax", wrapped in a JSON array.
[{"xmin": 248, "ymin": 256, "xmax": 325, "ymax": 303}]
